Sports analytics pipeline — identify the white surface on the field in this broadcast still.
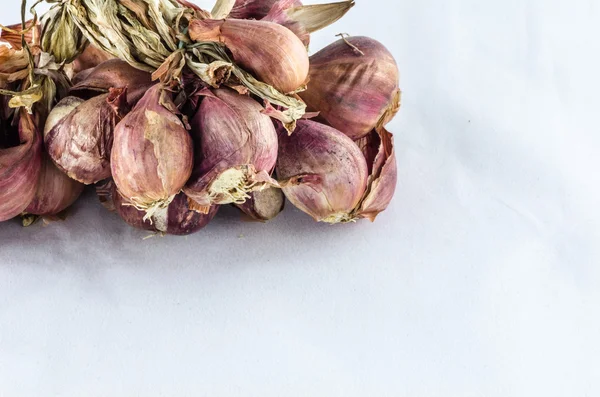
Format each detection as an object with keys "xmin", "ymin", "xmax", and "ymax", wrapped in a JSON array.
[{"xmin": 1, "ymin": 0, "xmax": 599, "ymax": 396}]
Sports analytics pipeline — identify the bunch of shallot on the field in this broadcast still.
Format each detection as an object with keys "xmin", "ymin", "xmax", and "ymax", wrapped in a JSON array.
[{"xmin": 0, "ymin": 0, "xmax": 400, "ymax": 235}]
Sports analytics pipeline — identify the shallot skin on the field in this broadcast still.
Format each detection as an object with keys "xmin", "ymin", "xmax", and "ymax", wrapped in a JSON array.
[
  {"xmin": 276, "ymin": 120, "xmax": 368, "ymax": 223},
  {"xmin": 189, "ymin": 18, "xmax": 309, "ymax": 93},
  {"xmin": 113, "ymin": 186, "xmax": 219, "ymax": 236},
  {"xmin": 230, "ymin": 0, "xmax": 303, "ymax": 20},
  {"xmin": 300, "ymin": 36, "xmax": 400, "ymax": 140},
  {"xmin": 111, "ymin": 85, "xmax": 194, "ymax": 211},
  {"xmin": 25, "ymin": 154, "xmax": 84, "ymax": 216},
  {"xmin": 44, "ymin": 89, "xmax": 129, "ymax": 185},
  {"xmin": 355, "ymin": 127, "xmax": 398, "ymax": 221},
  {"xmin": 185, "ymin": 88, "xmax": 279, "ymax": 209},
  {"xmin": 0, "ymin": 111, "xmax": 42, "ymax": 222},
  {"xmin": 70, "ymin": 59, "xmax": 155, "ymax": 105}
]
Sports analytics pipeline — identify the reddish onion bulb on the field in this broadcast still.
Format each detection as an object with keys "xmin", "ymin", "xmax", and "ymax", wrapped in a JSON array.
[
  {"xmin": 111, "ymin": 85, "xmax": 194, "ymax": 217},
  {"xmin": 44, "ymin": 88, "xmax": 129, "ymax": 185},
  {"xmin": 24, "ymin": 153, "xmax": 84, "ymax": 216},
  {"xmin": 70, "ymin": 59, "xmax": 155, "ymax": 105},
  {"xmin": 185, "ymin": 88, "xmax": 279, "ymax": 212},
  {"xmin": 0, "ymin": 110, "xmax": 42, "ymax": 222},
  {"xmin": 111, "ymin": 184, "xmax": 218, "ymax": 236},
  {"xmin": 189, "ymin": 18, "xmax": 309, "ymax": 93},
  {"xmin": 299, "ymin": 36, "xmax": 400, "ymax": 140},
  {"xmin": 70, "ymin": 44, "xmax": 114, "ymax": 75},
  {"xmin": 276, "ymin": 119, "xmax": 368, "ymax": 224}
]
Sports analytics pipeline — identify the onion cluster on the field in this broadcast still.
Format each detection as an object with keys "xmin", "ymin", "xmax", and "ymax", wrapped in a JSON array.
[{"xmin": 1, "ymin": 0, "xmax": 401, "ymax": 234}]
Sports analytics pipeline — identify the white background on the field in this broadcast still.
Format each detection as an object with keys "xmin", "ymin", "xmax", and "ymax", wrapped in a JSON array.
[{"xmin": 1, "ymin": 0, "xmax": 599, "ymax": 396}]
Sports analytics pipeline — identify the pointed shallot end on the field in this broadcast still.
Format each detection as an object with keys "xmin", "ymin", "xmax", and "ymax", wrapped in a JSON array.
[
  {"xmin": 355, "ymin": 127, "xmax": 398, "ymax": 222},
  {"xmin": 189, "ymin": 18, "xmax": 309, "ymax": 94},
  {"xmin": 0, "ymin": 110, "xmax": 42, "ymax": 222},
  {"xmin": 111, "ymin": 85, "xmax": 194, "ymax": 218},
  {"xmin": 276, "ymin": 120, "xmax": 368, "ymax": 224},
  {"xmin": 299, "ymin": 36, "xmax": 400, "ymax": 140},
  {"xmin": 152, "ymin": 49, "xmax": 186, "ymax": 84},
  {"xmin": 211, "ymin": 0, "xmax": 237, "ymax": 19},
  {"xmin": 184, "ymin": 88, "xmax": 279, "ymax": 208},
  {"xmin": 263, "ymin": 0, "xmax": 355, "ymax": 46},
  {"xmin": 113, "ymin": 184, "xmax": 218, "ymax": 235}
]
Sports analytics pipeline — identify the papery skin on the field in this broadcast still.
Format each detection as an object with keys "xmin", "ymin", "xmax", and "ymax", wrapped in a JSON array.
[
  {"xmin": 113, "ymin": 185, "xmax": 218, "ymax": 235},
  {"xmin": 262, "ymin": 0, "xmax": 310, "ymax": 46},
  {"xmin": 70, "ymin": 59, "xmax": 155, "ymax": 105},
  {"xmin": 71, "ymin": 44, "xmax": 114, "ymax": 75},
  {"xmin": 189, "ymin": 18, "xmax": 309, "ymax": 93},
  {"xmin": 236, "ymin": 187, "xmax": 285, "ymax": 221},
  {"xmin": 111, "ymin": 85, "xmax": 193, "ymax": 211},
  {"xmin": 299, "ymin": 36, "xmax": 400, "ymax": 140},
  {"xmin": 25, "ymin": 153, "xmax": 84, "ymax": 216},
  {"xmin": 229, "ymin": 0, "xmax": 302, "ymax": 20},
  {"xmin": 45, "ymin": 88, "xmax": 130, "ymax": 184},
  {"xmin": 184, "ymin": 88, "xmax": 279, "ymax": 209},
  {"xmin": 0, "ymin": 111, "xmax": 42, "ymax": 221},
  {"xmin": 0, "ymin": 20, "xmax": 40, "ymax": 49},
  {"xmin": 276, "ymin": 119, "xmax": 368, "ymax": 223},
  {"xmin": 354, "ymin": 127, "xmax": 398, "ymax": 221}
]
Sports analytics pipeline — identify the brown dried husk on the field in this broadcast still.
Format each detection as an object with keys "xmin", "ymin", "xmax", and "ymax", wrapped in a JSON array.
[
  {"xmin": 56, "ymin": 0, "xmax": 306, "ymax": 127},
  {"xmin": 41, "ymin": 4, "xmax": 88, "ymax": 64},
  {"xmin": 0, "ymin": 19, "xmax": 41, "ymax": 49},
  {"xmin": 353, "ymin": 127, "xmax": 398, "ymax": 221}
]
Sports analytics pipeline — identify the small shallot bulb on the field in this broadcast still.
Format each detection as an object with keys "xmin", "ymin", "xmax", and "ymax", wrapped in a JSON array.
[
  {"xmin": 71, "ymin": 44, "xmax": 114, "ymax": 75},
  {"xmin": 299, "ymin": 36, "xmax": 401, "ymax": 140},
  {"xmin": 44, "ymin": 88, "xmax": 130, "ymax": 184},
  {"xmin": 184, "ymin": 88, "xmax": 279, "ymax": 212},
  {"xmin": 24, "ymin": 153, "xmax": 84, "ymax": 216},
  {"xmin": 189, "ymin": 18, "xmax": 309, "ymax": 93},
  {"xmin": 112, "ymin": 184, "xmax": 218, "ymax": 236},
  {"xmin": 70, "ymin": 59, "xmax": 155, "ymax": 105},
  {"xmin": 111, "ymin": 85, "xmax": 194, "ymax": 218},
  {"xmin": 0, "ymin": 110, "xmax": 42, "ymax": 222},
  {"xmin": 230, "ymin": 0, "xmax": 302, "ymax": 20},
  {"xmin": 236, "ymin": 187, "xmax": 285, "ymax": 222},
  {"xmin": 354, "ymin": 127, "xmax": 398, "ymax": 221},
  {"xmin": 276, "ymin": 120, "xmax": 368, "ymax": 224}
]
